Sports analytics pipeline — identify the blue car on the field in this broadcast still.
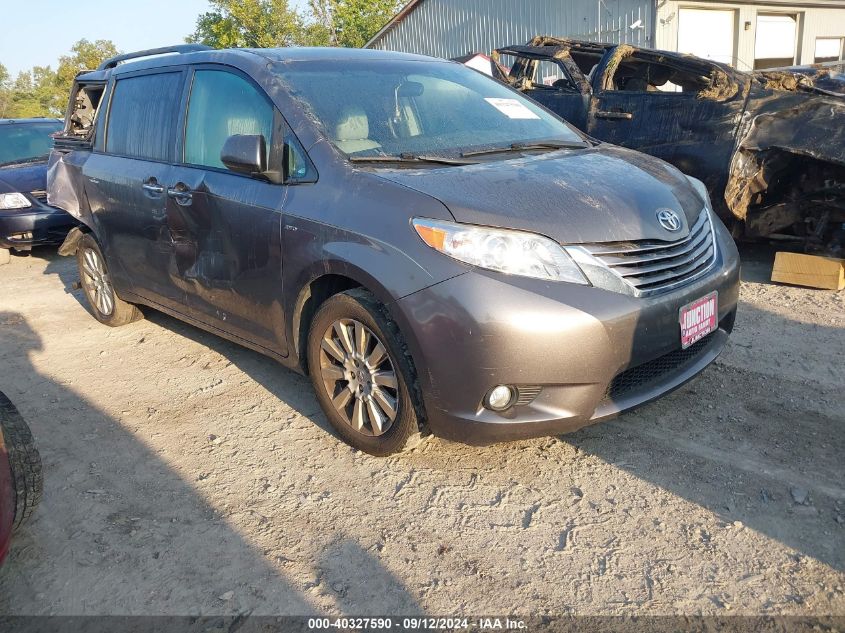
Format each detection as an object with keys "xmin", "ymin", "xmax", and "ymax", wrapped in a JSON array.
[{"xmin": 0, "ymin": 118, "xmax": 77, "ymax": 265}]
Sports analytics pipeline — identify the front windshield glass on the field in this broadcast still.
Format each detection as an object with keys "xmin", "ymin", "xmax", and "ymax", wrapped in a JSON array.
[
  {"xmin": 276, "ymin": 59, "xmax": 585, "ymax": 159},
  {"xmin": 0, "ymin": 122, "xmax": 61, "ymax": 166}
]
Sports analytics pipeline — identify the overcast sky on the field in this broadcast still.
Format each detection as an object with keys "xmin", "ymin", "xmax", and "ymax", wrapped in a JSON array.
[{"xmin": 1, "ymin": 0, "xmax": 313, "ymax": 77}]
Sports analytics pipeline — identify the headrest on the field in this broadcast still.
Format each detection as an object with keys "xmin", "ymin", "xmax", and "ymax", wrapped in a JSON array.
[{"xmin": 334, "ymin": 106, "xmax": 369, "ymax": 141}]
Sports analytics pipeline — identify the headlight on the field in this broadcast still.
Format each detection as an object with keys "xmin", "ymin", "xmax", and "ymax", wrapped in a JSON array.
[
  {"xmin": 413, "ymin": 218, "xmax": 589, "ymax": 284},
  {"xmin": 0, "ymin": 192, "xmax": 32, "ymax": 210}
]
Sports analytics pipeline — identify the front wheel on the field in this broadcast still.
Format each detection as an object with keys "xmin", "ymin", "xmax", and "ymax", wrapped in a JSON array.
[
  {"xmin": 307, "ymin": 289, "xmax": 420, "ymax": 456},
  {"xmin": 76, "ymin": 234, "xmax": 142, "ymax": 327}
]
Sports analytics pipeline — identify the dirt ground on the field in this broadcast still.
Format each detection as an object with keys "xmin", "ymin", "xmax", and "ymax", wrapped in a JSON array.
[{"xmin": 0, "ymin": 245, "xmax": 843, "ymax": 617}]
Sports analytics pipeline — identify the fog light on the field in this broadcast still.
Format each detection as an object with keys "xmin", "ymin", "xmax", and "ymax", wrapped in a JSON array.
[{"xmin": 485, "ymin": 385, "xmax": 515, "ymax": 411}]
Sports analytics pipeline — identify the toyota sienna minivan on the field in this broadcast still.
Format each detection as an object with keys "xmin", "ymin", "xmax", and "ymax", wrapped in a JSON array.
[{"xmin": 50, "ymin": 45, "xmax": 739, "ymax": 455}]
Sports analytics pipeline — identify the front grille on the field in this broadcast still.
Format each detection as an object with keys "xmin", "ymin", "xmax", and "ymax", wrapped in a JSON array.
[
  {"xmin": 29, "ymin": 190, "xmax": 48, "ymax": 202},
  {"xmin": 604, "ymin": 333, "xmax": 715, "ymax": 402},
  {"xmin": 579, "ymin": 209, "xmax": 716, "ymax": 295}
]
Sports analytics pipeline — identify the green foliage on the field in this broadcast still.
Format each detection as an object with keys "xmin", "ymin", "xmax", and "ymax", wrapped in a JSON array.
[
  {"xmin": 187, "ymin": 0, "xmax": 306, "ymax": 48},
  {"xmin": 0, "ymin": 39, "xmax": 119, "ymax": 119},
  {"xmin": 188, "ymin": 0, "xmax": 405, "ymax": 49},
  {"xmin": 326, "ymin": 0, "xmax": 405, "ymax": 48}
]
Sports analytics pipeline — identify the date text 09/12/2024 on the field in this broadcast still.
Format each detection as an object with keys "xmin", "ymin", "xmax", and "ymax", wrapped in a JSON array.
[{"xmin": 307, "ymin": 617, "xmax": 528, "ymax": 630}]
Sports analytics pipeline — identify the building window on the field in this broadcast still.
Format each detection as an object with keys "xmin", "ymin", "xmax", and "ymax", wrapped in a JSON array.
[
  {"xmin": 754, "ymin": 14, "xmax": 798, "ymax": 70},
  {"xmin": 815, "ymin": 38, "xmax": 844, "ymax": 64}
]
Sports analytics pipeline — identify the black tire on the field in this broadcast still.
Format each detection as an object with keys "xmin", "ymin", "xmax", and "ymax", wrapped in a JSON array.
[
  {"xmin": 0, "ymin": 248, "xmax": 10, "ymax": 266},
  {"xmin": 0, "ymin": 392, "xmax": 42, "ymax": 531},
  {"xmin": 307, "ymin": 289, "xmax": 421, "ymax": 456},
  {"xmin": 76, "ymin": 233, "xmax": 142, "ymax": 327}
]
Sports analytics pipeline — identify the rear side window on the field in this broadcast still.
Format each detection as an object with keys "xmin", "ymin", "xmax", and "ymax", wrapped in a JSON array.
[
  {"xmin": 106, "ymin": 72, "xmax": 182, "ymax": 161},
  {"xmin": 184, "ymin": 70, "xmax": 273, "ymax": 169}
]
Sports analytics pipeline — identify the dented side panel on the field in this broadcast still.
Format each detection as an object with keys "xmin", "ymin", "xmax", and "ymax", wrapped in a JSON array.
[{"xmin": 166, "ymin": 165, "xmax": 287, "ymax": 354}]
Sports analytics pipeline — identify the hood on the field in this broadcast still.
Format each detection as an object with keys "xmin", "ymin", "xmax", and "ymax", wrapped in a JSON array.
[
  {"xmin": 374, "ymin": 146, "xmax": 705, "ymax": 244},
  {"xmin": 0, "ymin": 161, "xmax": 48, "ymax": 195}
]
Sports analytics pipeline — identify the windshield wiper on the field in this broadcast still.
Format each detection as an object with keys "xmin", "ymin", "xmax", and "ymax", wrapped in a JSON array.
[
  {"xmin": 461, "ymin": 140, "xmax": 589, "ymax": 158},
  {"xmin": 0, "ymin": 155, "xmax": 49, "ymax": 168},
  {"xmin": 349, "ymin": 153, "xmax": 477, "ymax": 166}
]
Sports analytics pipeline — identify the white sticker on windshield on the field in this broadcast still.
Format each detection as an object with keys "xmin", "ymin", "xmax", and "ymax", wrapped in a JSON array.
[{"xmin": 484, "ymin": 98, "xmax": 541, "ymax": 120}]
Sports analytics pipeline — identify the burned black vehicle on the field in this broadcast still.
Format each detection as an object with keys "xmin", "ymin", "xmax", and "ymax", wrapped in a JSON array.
[{"xmin": 494, "ymin": 37, "xmax": 845, "ymax": 252}]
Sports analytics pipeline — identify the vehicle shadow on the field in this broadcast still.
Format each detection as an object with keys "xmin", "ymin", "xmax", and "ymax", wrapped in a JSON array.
[
  {"xmin": 39, "ymin": 248, "xmax": 340, "ymax": 441},
  {"xmin": 0, "ymin": 309, "xmax": 423, "ymax": 617},
  {"xmin": 562, "ymin": 297, "xmax": 845, "ymax": 573},
  {"xmin": 36, "ymin": 245, "xmax": 845, "ymax": 578}
]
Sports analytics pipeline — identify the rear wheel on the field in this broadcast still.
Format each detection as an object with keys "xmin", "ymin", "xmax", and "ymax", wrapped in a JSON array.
[
  {"xmin": 0, "ymin": 391, "xmax": 42, "ymax": 531},
  {"xmin": 0, "ymin": 248, "xmax": 10, "ymax": 266},
  {"xmin": 76, "ymin": 234, "xmax": 142, "ymax": 327},
  {"xmin": 307, "ymin": 289, "xmax": 419, "ymax": 456}
]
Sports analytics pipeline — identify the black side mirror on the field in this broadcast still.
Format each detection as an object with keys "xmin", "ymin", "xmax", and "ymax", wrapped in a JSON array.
[{"xmin": 220, "ymin": 134, "xmax": 267, "ymax": 176}]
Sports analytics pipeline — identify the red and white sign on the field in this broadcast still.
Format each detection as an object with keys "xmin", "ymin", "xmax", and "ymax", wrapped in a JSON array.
[{"xmin": 679, "ymin": 291, "xmax": 718, "ymax": 349}]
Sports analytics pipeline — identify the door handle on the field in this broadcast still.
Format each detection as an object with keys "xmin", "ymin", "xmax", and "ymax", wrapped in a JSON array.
[
  {"xmin": 141, "ymin": 182, "xmax": 164, "ymax": 194},
  {"xmin": 167, "ymin": 184, "xmax": 193, "ymax": 206},
  {"xmin": 595, "ymin": 111, "xmax": 633, "ymax": 120}
]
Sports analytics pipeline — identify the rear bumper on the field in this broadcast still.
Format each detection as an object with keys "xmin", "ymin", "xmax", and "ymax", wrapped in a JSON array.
[
  {"xmin": 0, "ymin": 206, "xmax": 77, "ymax": 250},
  {"xmin": 393, "ymin": 219, "xmax": 740, "ymax": 445}
]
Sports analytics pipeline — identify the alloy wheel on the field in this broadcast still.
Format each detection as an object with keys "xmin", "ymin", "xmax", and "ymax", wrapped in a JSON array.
[
  {"xmin": 81, "ymin": 247, "xmax": 115, "ymax": 317},
  {"xmin": 318, "ymin": 318, "xmax": 399, "ymax": 437}
]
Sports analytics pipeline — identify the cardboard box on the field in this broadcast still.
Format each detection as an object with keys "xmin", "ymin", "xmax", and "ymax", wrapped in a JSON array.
[{"xmin": 771, "ymin": 252, "xmax": 845, "ymax": 290}]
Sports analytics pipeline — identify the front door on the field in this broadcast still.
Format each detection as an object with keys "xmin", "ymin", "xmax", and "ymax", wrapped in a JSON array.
[
  {"xmin": 167, "ymin": 67, "xmax": 288, "ymax": 354},
  {"xmin": 83, "ymin": 70, "xmax": 187, "ymax": 311},
  {"xmin": 520, "ymin": 59, "xmax": 590, "ymax": 129}
]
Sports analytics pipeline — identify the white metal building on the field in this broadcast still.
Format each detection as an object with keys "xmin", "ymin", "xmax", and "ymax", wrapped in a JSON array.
[{"xmin": 366, "ymin": 0, "xmax": 845, "ymax": 71}]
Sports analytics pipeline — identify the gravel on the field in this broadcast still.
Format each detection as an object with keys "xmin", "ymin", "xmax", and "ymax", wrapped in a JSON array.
[{"xmin": 0, "ymin": 245, "xmax": 842, "ymax": 616}]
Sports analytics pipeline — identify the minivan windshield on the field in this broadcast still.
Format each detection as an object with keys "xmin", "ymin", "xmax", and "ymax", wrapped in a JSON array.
[
  {"xmin": 0, "ymin": 121, "xmax": 61, "ymax": 167},
  {"xmin": 277, "ymin": 59, "xmax": 587, "ymax": 160}
]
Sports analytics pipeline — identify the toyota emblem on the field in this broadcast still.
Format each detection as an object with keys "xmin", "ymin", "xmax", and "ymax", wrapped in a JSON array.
[{"xmin": 656, "ymin": 208, "xmax": 682, "ymax": 232}]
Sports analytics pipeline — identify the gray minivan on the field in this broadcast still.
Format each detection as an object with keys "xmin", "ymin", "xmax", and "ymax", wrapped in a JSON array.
[{"xmin": 52, "ymin": 45, "xmax": 739, "ymax": 455}]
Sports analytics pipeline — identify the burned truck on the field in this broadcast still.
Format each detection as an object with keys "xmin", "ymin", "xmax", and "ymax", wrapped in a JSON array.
[{"xmin": 492, "ymin": 37, "xmax": 845, "ymax": 252}]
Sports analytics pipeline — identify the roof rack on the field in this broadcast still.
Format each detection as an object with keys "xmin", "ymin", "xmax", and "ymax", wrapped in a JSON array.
[{"xmin": 97, "ymin": 44, "xmax": 214, "ymax": 71}]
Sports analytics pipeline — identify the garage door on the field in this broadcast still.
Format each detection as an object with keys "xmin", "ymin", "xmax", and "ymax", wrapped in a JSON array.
[
  {"xmin": 678, "ymin": 8, "xmax": 736, "ymax": 66},
  {"xmin": 754, "ymin": 14, "xmax": 798, "ymax": 69}
]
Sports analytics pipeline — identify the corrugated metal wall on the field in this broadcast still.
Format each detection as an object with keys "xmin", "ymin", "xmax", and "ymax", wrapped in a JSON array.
[{"xmin": 369, "ymin": 0, "xmax": 654, "ymax": 58}]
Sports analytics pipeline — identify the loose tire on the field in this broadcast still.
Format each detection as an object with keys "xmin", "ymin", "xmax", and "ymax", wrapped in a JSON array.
[
  {"xmin": 76, "ymin": 233, "xmax": 142, "ymax": 327},
  {"xmin": 0, "ymin": 392, "xmax": 42, "ymax": 531},
  {"xmin": 0, "ymin": 248, "xmax": 10, "ymax": 266},
  {"xmin": 307, "ymin": 289, "xmax": 420, "ymax": 456}
]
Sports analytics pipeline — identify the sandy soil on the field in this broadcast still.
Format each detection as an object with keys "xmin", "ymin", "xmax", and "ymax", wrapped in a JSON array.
[{"xmin": 0, "ymin": 246, "xmax": 842, "ymax": 617}]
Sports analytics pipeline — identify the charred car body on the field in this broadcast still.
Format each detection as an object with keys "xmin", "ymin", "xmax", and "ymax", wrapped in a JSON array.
[
  {"xmin": 0, "ymin": 118, "xmax": 77, "ymax": 264},
  {"xmin": 494, "ymin": 37, "xmax": 845, "ymax": 253},
  {"xmin": 49, "ymin": 45, "xmax": 738, "ymax": 455}
]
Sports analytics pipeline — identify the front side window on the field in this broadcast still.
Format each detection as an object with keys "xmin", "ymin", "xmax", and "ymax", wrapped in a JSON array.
[
  {"xmin": 605, "ymin": 55, "xmax": 714, "ymax": 95},
  {"xmin": 0, "ymin": 122, "xmax": 61, "ymax": 166},
  {"xmin": 106, "ymin": 72, "xmax": 182, "ymax": 161},
  {"xmin": 185, "ymin": 70, "xmax": 273, "ymax": 169},
  {"xmin": 533, "ymin": 60, "xmax": 573, "ymax": 90},
  {"xmin": 277, "ymin": 59, "xmax": 585, "ymax": 159}
]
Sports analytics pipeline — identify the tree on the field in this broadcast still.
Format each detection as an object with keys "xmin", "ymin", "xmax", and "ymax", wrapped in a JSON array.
[
  {"xmin": 188, "ymin": 0, "xmax": 305, "ymax": 48},
  {"xmin": 0, "ymin": 64, "xmax": 11, "ymax": 118},
  {"xmin": 327, "ymin": 0, "xmax": 404, "ymax": 48},
  {"xmin": 0, "ymin": 39, "xmax": 118, "ymax": 119},
  {"xmin": 187, "ymin": 0, "xmax": 405, "ymax": 49},
  {"xmin": 304, "ymin": 0, "xmax": 404, "ymax": 48}
]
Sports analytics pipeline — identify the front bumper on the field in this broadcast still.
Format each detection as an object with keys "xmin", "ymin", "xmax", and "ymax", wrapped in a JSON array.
[
  {"xmin": 0, "ymin": 204, "xmax": 77, "ymax": 250},
  {"xmin": 394, "ymin": 218, "xmax": 740, "ymax": 445}
]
